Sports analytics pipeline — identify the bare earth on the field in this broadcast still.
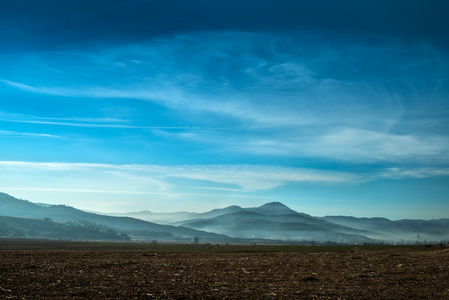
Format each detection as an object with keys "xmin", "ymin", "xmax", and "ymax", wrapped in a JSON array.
[{"xmin": 1, "ymin": 242, "xmax": 448, "ymax": 299}]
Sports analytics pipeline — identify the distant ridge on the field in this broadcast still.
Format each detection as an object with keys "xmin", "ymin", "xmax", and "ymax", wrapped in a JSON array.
[
  {"xmin": 2, "ymin": 192, "xmax": 449, "ymax": 244},
  {"xmin": 321, "ymin": 215, "xmax": 449, "ymax": 242},
  {"xmin": 177, "ymin": 210, "xmax": 372, "ymax": 242},
  {"xmin": 120, "ymin": 202, "xmax": 301, "ymax": 225},
  {"xmin": 0, "ymin": 215, "xmax": 130, "ymax": 240},
  {"xmin": 109, "ymin": 198, "xmax": 449, "ymax": 243},
  {"xmin": 0, "ymin": 192, "xmax": 232, "ymax": 242}
]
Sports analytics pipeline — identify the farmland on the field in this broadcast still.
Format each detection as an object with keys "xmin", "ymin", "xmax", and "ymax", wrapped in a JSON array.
[{"xmin": 1, "ymin": 240, "xmax": 448, "ymax": 299}]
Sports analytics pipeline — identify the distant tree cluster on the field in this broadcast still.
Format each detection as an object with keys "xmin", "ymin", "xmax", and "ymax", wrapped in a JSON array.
[
  {"xmin": 65, "ymin": 221, "xmax": 130, "ymax": 240},
  {"xmin": 123, "ymin": 229, "xmax": 173, "ymax": 239},
  {"xmin": 0, "ymin": 217, "xmax": 130, "ymax": 241}
]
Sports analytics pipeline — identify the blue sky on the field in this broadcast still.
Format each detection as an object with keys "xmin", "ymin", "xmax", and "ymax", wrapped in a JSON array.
[{"xmin": 1, "ymin": 0, "xmax": 448, "ymax": 219}]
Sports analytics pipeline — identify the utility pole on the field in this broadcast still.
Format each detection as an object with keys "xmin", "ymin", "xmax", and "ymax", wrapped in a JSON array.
[{"xmin": 417, "ymin": 233, "xmax": 420, "ymax": 245}]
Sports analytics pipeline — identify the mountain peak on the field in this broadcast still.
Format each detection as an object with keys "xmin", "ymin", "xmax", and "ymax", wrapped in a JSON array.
[
  {"xmin": 247, "ymin": 202, "xmax": 298, "ymax": 215},
  {"xmin": 260, "ymin": 202, "xmax": 289, "ymax": 208}
]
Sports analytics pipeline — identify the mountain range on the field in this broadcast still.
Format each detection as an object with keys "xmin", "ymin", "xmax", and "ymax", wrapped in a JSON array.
[
  {"xmin": 108, "ymin": 201, "xmax": 449, "ymax": 243},
  {"xmin": 0, "ymin": 193, "xmax": 230, "ymax": 243},
  {"xmin": 1, "ymin": 192, "xmax": 448, "ymax": 244}
]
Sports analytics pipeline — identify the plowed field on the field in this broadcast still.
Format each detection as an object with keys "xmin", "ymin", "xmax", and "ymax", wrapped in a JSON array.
[{"xmin": 1, "ymin": 241, "xmax": 448, "ymax": 299}]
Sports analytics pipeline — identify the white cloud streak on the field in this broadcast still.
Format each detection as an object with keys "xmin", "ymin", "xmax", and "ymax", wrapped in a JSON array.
[
  {"xmin": 0, "ymin": 130, "xmax": 61, "ymax": 139},
  {"xmin": 155, "ymin": 126, "xmax": 449, "ymax": 164},
  {"xmin": 1, "ymin": 161, "xmax": 448, "ymax": 196},
  {"xmin": 376, "ymin": 167, "xmax": 449, "ymax": 179},
  {"xmin": 1, "ymin": 161, "xmax": 448, "ymax": 214},
  {"xmin": 0, "ymin": 161, "xmax": 360, "ymax": 194},
  {"xmin": 306, "ymin": 128, "xmax": 449, "ymax": 163},
  {"xmin": 0, "ymin": 79, "xmax": 69, "ymax": 96},
  {"xmin": 0, "ymin": 110, "xmax": 231, "ymax": 132}
]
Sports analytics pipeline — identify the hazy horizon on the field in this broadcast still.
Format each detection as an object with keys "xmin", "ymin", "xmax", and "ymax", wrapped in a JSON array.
[
  {"xmin": 1, "ymin": 1, "xmax": 448, "ymax": 220},
  {"xmin": 2, "ymin": 191, "xmax": 446, "ymax": 222}
]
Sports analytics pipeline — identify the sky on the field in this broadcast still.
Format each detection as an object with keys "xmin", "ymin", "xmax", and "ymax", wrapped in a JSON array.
[{"xmin": 1, "ymin": 0, "xmax": 449, "ymax": 219}]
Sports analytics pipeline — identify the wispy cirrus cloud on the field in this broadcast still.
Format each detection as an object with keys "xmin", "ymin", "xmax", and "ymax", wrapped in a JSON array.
[
  {"xmin": 0, "ymin": 161, "xmax": 360, "ymax": 194},
  {"xmin": 0, "ymin": 110, "xmax": 230, "ymax": 132},
  {"xmin": 1, "ymin": 161, "xmax": 449, "ymax": 214},
  {"xmin": 0, "ymin": 79, "xmax": 69, "ymax": 96},
  {"xmin": 1, "ymin": 31, "xmax": 448, "ymax": 167},
  {"xmin": 305, "ymin": 128, "xmax": 449, "ymax": 163},
  {"xmin": 151, "ymin": 164, "xmax": 363, "ymax": 189},
  {"xmin": 4, "ymin": 31, "xmax": 442, "ymax": 128},
  {"xmin": 0, "ymin": 161, "xmax": 169, "ymax": 196},
  {"xmin": 153, "ymin": 125, "xmax": 449, "ymax": 165},
  {"xmin": 2, "ymin": 161, "xmax": 448, "ymax": 196},
  {"xmin": 0, "ymin": 129, "xmax": 61, "ymax": 139},
  {"xmin": 0, "ymin": 110, "xmax": 132, "ymax": 128},
  {"xmin": 376, "ymin": 167, "xmax": 449, "ymax": 180}
]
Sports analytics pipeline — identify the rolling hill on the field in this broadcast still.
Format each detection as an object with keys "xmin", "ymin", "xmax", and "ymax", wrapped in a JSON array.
[
  {"xmin": 110, "ymin": 200, "xmax": 449, "ymax": 243},
  {"xmin": 177, "ymin": 210, "xmax": 373, "ymax": 243},
  {"xmin": 112, "ymin": 202, "xmax": 307, "ymax": 225},
  {"xmin": 0, "ymin": 215, "xmax": 130, "ymax": 240},
  {"xmin": 321, "ymin": 215, "xmax": 449, "ymax": 243},
  {"xmin": 0, "ymin": 193, "xmax": 231, "ymax": 242}
]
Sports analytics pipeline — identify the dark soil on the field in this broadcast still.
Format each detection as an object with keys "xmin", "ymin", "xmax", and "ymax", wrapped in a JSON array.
[{"xmin": 1, "ymin": 241, "xmax": 448, "ymax": 299}]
